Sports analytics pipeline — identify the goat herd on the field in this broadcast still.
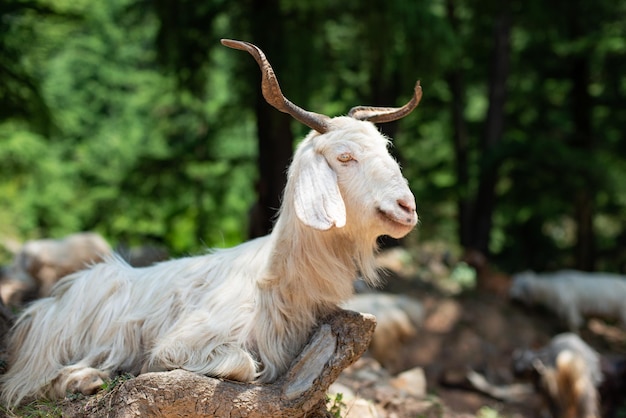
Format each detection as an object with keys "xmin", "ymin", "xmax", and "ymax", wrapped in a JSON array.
[{"xmin": 0, "ymin": 39, "xmax": 624, "ymax": 417}]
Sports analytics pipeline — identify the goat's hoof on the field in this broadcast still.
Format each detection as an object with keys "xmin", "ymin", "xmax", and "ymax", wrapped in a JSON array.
[
  {"xmin": 55, "ymin": 366, "xmax": 109, "ymax": 397},
  {"xmin": 71, "ymin": 368, "xmax": 108, "ymax": 395}
]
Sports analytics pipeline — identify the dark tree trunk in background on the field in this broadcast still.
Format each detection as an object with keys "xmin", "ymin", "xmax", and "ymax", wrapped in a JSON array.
[
  {"xmin": 568, "ymin": 6, "xmax": 595, "ymax": 271},
  {"xmin": 574, "ymin": 187, "xmax": 594, "ymax": 271},
  {"xmin": 445, "ymin": 0, "xmax": 472, "ymax": 249},
  {"xmin": 247, "ymin": 0, "xmax": 294, "ymax": 238},
  {"xmin": 468, "ymin": 5, "xmax": 511, "ymax": 255},
  {"xmin": 248, "ymin": 98, "xmax": 293, "ymax": 238},
  {"xmin": 449, "ymin": 70, "xmax": 472, "ymax": 248}
]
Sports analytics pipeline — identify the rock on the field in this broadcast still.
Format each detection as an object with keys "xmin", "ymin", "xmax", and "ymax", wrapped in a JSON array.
[
  {"xmin": 330, "ymin": 357, "xmax": 455, "ymax": 418},
  {"xmin": 389, "ymin": 367, "xmax": 427, "ymax": 397}
]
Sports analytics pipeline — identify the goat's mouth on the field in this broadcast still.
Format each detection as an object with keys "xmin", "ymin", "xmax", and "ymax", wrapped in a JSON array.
[{"xmin": 377, "ymin": 208, "xmax": 418, "ymax": 229}]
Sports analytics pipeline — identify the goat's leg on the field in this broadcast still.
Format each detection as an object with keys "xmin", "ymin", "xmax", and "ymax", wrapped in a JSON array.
[
  {"xmin": 619, "ymin": 308, "xmax": 626, "ymax": 329},
  {"xmin": 563, "ymin": 306, "xmax": 583, "ymax": 331},
  {"xmin": 145, "ymin": 340, "xmax": 259, "ymax": 382},
  {"xmin": 51, "ymin": 364, "xmax": 110, "ymax": 398}
]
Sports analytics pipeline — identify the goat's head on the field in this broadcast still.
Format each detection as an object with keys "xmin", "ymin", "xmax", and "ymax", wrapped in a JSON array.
[
  {"xmin": 509, "ymin": 271, "xmax": 536, "ymax": 303},
  {"xmin": 222, "ymin": 39, "xmax": 420, "ymax": 240}
]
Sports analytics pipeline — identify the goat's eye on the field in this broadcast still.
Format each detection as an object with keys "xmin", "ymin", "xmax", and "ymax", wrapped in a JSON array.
[{"xmin": 337, "ymin": 153, "xmax": 353, "ymax": 163}]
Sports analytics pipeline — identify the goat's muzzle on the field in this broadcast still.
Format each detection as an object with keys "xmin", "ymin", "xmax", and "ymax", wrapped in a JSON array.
[{"xmin": 377, "ymin": 195, "xmax": 418, "ymax": 238}]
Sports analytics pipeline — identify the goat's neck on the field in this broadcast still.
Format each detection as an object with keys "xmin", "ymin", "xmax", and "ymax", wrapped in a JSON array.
[
  {"xmin": 264, "ymin": 218, "xmax": 374, "ymax": 310},
  {"xmin": 251, "ymin": 216, "xmax": 378, "ymax": 382}
]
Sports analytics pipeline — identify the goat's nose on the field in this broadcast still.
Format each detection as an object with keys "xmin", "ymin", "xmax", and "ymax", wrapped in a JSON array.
[{"xmin": 397, "ymin": 197, "xmax": 416, "ymax": 214}]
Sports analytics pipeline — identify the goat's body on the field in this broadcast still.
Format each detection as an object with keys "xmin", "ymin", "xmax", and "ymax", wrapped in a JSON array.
[
  {"xmin": 2, "ymin": 120, "xmax": 410, "ymax": 406},
  {"xmin": 2, "ymin": 39, "xmax": 421, "ymax": 407},
  {"xmin": 4, "ymin": 238, "xmax": 264, "ymax": 403},
  {"xmin": 2, "ymin": 221, "xmax": 369, "ymax": 405},
  {"xmin": 509, "ymin": 271, "xmax": 626, "ymax": 330},
  {"xmin": 513, "ymin": 333, "xmax": 602, "ymax": 418}
]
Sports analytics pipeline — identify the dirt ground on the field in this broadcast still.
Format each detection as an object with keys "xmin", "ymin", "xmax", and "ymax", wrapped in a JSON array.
[
  {"xmin": 365, "ymin": 245, "xmax": 626, "ymax": 417},
  {"xmin": 1, "ymin": 244, "xmax": 625, "ymax": 417}
]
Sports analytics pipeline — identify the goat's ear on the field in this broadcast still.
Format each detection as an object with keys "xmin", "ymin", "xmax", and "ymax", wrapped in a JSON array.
[{"xmin": 294, "ymin": 152, "xmax": 346, "ymax": 230}]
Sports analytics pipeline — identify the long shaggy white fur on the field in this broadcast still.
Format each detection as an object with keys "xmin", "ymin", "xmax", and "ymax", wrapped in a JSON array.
[
  {"xmin": 1, "ymin": 117, "xmax": 417, "ymax": 407},
  {"xmin": 509, "ymin": 270, "xmax": 626, "ymax": 331}
]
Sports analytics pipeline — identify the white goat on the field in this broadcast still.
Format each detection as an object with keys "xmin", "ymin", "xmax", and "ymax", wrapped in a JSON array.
[
  {"xmin": 512, "ymin": 333, "xmax": 602, "ymax": 418},
  {"xmin": 509, "ymin": 270, "xmax": 626, "ymax": 331},
  {"xmin": 0, "ymin": 39, "xmax": 422, "ymax": 407},
  {"xmin": 0, "ymin": 232, "xmax": 112, "ymax": 307},
  {"xmin": 342, "ymin": 293, "xmax": 423, "ymax": 372}
]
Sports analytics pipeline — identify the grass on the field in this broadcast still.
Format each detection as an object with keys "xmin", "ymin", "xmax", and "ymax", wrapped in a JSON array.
[
  {"xmin": 416, "ymin": 394, "xmax": 444, "ymax": 418},
  {"xmin": 326, "ymin": 392, "xmax": 346, "ymax": 418},
  {"xmin": 0, "ymin": 399, "xmax": 63, "ymax": 418},
  {"xmin": 0, "ymin": 373, "xmax": 135, "ymax": 418},
  {"xmin": 99, "ymin": 373, "xmax": 133, "ymax": 393},
  {"xmin": 476, "ymin": 406, "xmax": 507, "ymax": 418}
]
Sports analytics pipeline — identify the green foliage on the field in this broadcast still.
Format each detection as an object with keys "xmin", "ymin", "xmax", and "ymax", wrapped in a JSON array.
[
  {"xmin": 100, "ymin": 373, "xmax": 134, "ymax": 392},
  {"xmin": 476, "ymin": 406, "xmax": 507, "ymax": 418},
  {"xmin": 450, "ymin": 262, "xmax": 477, "ymax": 289},
  {"xmin": 0, "ymin": 0, "xmax": 255, "ymax": 255},
  {"xmin": 0, "ymin": 0, "xmax": 624, "ymax": 271},
  {"xmin": 326, "ymin": 392, "xmax": 346, "ymax": 418},
  {"xmin": 0, "ymin": 400, "xmax": 63, "ymax": 418}
]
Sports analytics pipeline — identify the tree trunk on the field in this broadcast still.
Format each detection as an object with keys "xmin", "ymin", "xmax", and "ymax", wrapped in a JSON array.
[
  {"xmin": 449, "ymin": 70, "xmax": 472, "ymax": 248},
  {"xmin": 574, "ymin": 188, "xmax": 594, "ymax": 271},
  {"xmin": 249, "ymin": 100, "xmax": 294, "ymax": 238},
  {"xmin": 247, "ymin": 0, "xmax": 294, "ymax": 239},
  {"xmin": 567, "ymin": 1, "xmax": 595, "ymax": 271},
  {"xmin": 570, "ymin": 57, "xmax": 595, "ymax": 271},
  {"xmin": 445, "ymin": 0, "xmax": 472, "ymax": 248},
  {"xmin": 468, "ymin": 4, "xmax": 511, "ymax": 255}
]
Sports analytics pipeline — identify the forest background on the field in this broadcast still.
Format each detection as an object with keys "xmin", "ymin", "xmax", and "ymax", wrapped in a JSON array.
[{"xmin": 0, "ymin": 0, "xmax": 624, "ymax": 274}]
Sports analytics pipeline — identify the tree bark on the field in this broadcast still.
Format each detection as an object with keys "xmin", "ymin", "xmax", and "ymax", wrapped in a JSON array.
[
  {"xmin": 248, "ymin": 99, "xmax": 294, "ymax": 238},
  {"xmin": 247, "ymin": 0, "xmax": 294, "ymax": 239},
  {"xmin": 66, "ymin": 309, "xmax": 376, "ymax": 418},
  {"xmin": 468, "ymin": 4, "xmax": 511, "ymax": 255},
  {"xmin": 445, "ymin": 0, "xmax": 472, "ymax": 249},
  {"xmin": 567, "ymin": 6, "xmax": 595, "ymax": 271}
]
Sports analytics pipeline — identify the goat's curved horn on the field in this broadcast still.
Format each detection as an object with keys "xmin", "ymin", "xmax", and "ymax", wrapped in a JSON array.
[
  {"xmin": 221, "ymin": 39, "xmax": 331, "ymax": 134},
  {"xmin": 348, "ymin": 81, "xmax": 422, "ymax": 123}
]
